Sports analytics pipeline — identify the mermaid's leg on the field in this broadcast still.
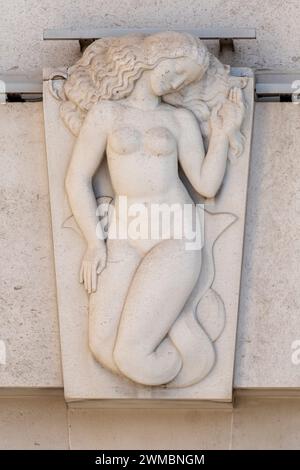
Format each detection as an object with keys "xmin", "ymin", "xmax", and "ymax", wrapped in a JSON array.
[
  {"xmin": 89, "ymin": 239, "xmax": 141, "ymax": 374},
  {"xmin": 113, "ymin": 239, "xmax": 201, "ymax": 386}
]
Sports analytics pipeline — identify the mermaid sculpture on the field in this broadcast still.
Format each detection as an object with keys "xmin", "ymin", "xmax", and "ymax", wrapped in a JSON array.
[{"xmin": 58, "ymin": 31, "xmax": 246, "ymax": 387}]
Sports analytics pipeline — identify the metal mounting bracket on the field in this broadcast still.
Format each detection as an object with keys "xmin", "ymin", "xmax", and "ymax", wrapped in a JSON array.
[{"xmin": 43, "ymin": 27, "xmax": 256, "ymax": 53}]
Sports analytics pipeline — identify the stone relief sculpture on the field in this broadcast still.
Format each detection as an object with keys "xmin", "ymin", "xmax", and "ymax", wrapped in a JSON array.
[{"xmin": 52, "ymin": 31, "xmax": 247, "ymax": 389}]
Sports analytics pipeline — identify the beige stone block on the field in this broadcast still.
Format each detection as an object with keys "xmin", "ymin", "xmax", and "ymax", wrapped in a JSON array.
[
  {"xmin": 0, "ymin": 103, "xmax": 62, "ymax": 387},
  {"xmin": 0, "ymin": 395, "xmax": 68, "ymax": 449},
  {"xmin": 1, "ymin": 1, "xmax": 300, "ymax": 77},
  {"xmin": 232, "ymin": 396, "xmax": 300, "ymax": 449},
  {"xmin": 43, "ymin": 53, "xmax": 254, "ymax": 402},
  {"xmin": 69, "ymin": 407, "xmax": 232, "ymax": 449},
  {"xmin": 234, "ymin": 103, "xmax": 300, "ymax": 388}
]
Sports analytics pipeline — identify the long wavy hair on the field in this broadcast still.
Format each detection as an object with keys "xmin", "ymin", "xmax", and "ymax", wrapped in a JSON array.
[{"xmin": 60, "ymin": 31, "xmax": 246, "ymax": 158}]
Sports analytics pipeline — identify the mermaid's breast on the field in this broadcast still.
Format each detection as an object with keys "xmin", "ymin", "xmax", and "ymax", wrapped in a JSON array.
[
  {"xmin": 108, "ymin": 126, "xmax": 177, "ymax": 157},
  {"xmin": 108, "ymin": 127, "xmax": 140, "ymax": 155}
]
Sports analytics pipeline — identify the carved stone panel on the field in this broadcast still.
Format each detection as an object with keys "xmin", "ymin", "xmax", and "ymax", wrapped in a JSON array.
[{"xmin": 43, "ymin": 32, "xmax": 254, "ymax": 404}]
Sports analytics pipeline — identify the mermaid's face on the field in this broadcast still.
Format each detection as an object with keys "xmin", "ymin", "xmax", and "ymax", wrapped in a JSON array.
[{"xmin": 150, "ymin": 57, "xmax": 205, "ymax": 96}]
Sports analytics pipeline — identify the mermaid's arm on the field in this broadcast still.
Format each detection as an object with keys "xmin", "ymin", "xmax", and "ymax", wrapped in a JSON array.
[
  {"xmin": 65, "ymin": 102, "xmax": 110, "ymax": 292},
  {"xmin": 176, "ymin": 107, "xmax": 229, "ymax": 199},
  {"xmin": 65, "ymin": 103, "xmax": 108, "ymax": 245}
]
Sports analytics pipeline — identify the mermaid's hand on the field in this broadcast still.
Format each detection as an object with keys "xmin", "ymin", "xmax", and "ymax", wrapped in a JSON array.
[
  {"xmin": 80, "ymin": 243, "xmax": 107, "ymax": 294},
  {"xmin": 210, "ymin": 87, "xmax": 245, "ymax": 136}
]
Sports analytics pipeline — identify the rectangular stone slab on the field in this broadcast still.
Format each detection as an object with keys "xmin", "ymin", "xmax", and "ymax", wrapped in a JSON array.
[
  {"xmin": 0, "ymin": 103, "xmax": 62, "ymax": 388},
  {"xmin": 234, "ymin": 103, "xmax": 300, "ymax": 389},
  {"xmin": 43, "ymin": 67, "xmax": 254, "ymax": 405}
]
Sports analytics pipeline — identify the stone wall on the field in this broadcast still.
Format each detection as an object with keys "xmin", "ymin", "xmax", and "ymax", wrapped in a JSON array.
[
  {"xmin": 1, "ymin": 1, "xmax": 300, "ymax": 79},
  {"xmin": 1, "ymin": 102, "xmax": 299, "ymax": 390},
  {"xmin": 2, "ymin": 394, "xmax": 300, "ymax": 449},
  {"xmin": 0, "ymin": 101, "xmax": 299, "ymax": 448},
  {"xmin": 1, "ymin": 0, "xmax": 300, "ymax": 449}
]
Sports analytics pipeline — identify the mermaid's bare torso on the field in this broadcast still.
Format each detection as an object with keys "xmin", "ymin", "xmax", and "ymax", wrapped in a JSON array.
[{"xmin": 102, "ymin": 102, "xmax": 199, "ymax": 252}]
